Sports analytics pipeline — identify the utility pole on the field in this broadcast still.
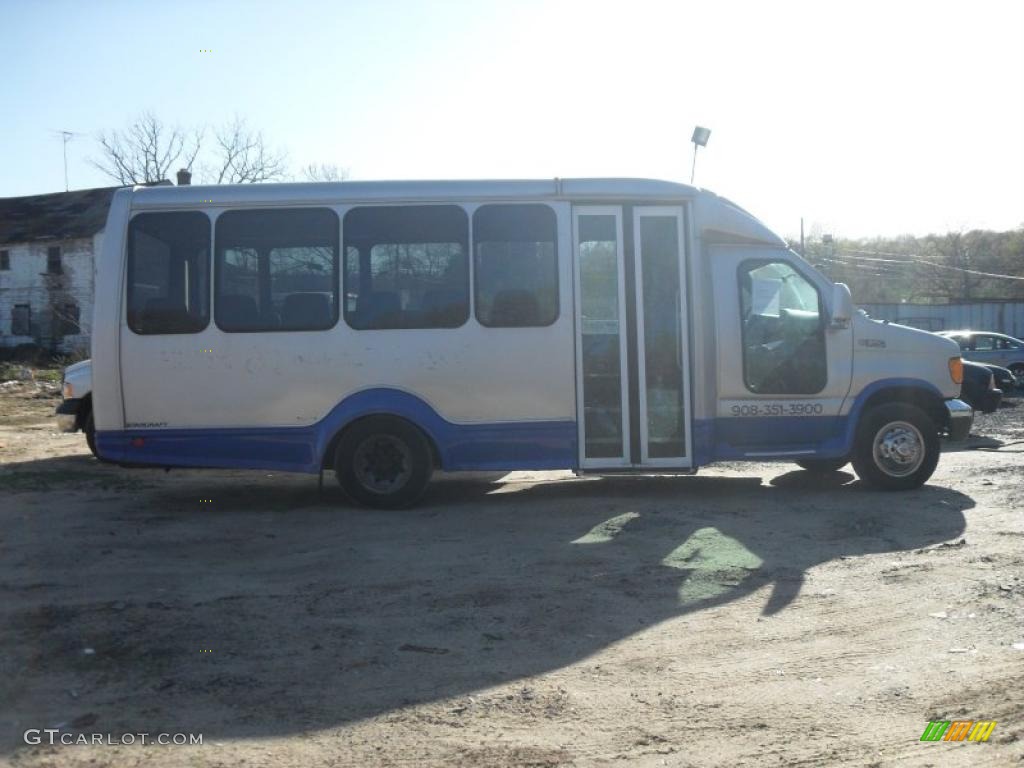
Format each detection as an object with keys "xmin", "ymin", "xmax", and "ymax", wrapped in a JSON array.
[{"xmin": 800, "ymin": 217, "xmax": 805, "ymax": 257}]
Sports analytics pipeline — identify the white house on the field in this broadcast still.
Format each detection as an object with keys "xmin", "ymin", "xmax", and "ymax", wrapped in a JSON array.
[{"xmin": 0, "ymin": 186, "xmax": 121, "ymax": 355}]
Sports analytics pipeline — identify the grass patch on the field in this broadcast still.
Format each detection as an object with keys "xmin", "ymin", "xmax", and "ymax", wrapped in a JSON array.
[
  {"xmin": 34, "ymin": 368, "xmax": 62, "ymax": 383},
  {"xmin": 0, "ymin": 363, "xmax": 63, "ymax": 383}
]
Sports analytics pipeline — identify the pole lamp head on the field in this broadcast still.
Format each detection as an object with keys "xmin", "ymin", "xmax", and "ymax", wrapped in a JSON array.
[{"xmin": 691, "ymin": 126, "xmax": 711, "ymax": 147}]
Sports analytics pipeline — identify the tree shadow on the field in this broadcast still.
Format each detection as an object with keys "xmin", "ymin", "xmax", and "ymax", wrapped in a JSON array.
[{"xmin": 1, "ymin": 455, "xmax": 972, "ymax": 751}]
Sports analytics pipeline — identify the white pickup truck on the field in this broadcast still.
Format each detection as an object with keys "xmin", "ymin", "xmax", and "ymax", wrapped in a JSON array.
[{"xmin": 54, "ymin": 358, "xmax": 96, "ymax": 456}]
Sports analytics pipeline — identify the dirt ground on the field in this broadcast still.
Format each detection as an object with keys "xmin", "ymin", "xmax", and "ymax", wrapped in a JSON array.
[{"xmin": 1, "ymin": 379, "xmax": 1022, "ymax": 767}]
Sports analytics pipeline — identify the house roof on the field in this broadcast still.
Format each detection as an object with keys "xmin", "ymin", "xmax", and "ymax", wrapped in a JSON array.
[{"xmin": 0, "ymin": 183, "xmax": 165, "ymax": 245}]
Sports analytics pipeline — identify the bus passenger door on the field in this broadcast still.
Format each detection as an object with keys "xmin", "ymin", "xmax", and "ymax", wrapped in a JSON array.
[{"xmin": 572, "ymin": 205, "xmax": 692, "ymax": 469}]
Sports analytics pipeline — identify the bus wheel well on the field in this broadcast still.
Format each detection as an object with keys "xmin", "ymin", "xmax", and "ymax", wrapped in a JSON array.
[
  {"xmin": 859, "ymin": 386, "xmax": 946, "ymax": 433},
  {"xmin": 321, "ymin": 415, "xmax": 441, "ymax": 472}
]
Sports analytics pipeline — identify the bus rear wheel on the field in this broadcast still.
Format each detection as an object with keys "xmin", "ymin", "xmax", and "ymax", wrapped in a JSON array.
[{"xmin": 334, "ymin": 417, "xmax": 433, "ymax": 509}]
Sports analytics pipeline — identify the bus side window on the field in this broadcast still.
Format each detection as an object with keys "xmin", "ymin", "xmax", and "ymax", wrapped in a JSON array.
[
  {"xmin": 214, "ymin": 208, "xmax": 339, "ymax": 333},
  {"xmin": 343, "ymin": 205, "xmax": 469, "ymax": 330},
  {"xmin": 473, "ymin": 204, "xmax": 558, "ymax": 328},
  {"xmin": 127, "ymin": 212, "xmax": 211, "ymax": 335}
]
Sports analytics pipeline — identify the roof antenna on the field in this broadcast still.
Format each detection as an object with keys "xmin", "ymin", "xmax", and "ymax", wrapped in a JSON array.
[
  {"xmin": 53, "ymin": 130, "xmax": 84, "ymax": 191},
  {"xmin": 690, "ymin": 126, "xmax": 711, "ymax": 185}
]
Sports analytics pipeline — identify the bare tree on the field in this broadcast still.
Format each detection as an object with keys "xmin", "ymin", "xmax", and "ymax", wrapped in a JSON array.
[
  {"xmin": 95, "ymin": 112, "xmax": 341, "ymax": 187},
  {"xmin": 92, "ymin": 112, "xmax": 202, "ymax": 185},
  {"xmin": 907, "ymin": 232, "xmax": 967, "ymax": 302},
  {"xmin": 301, "ymin": 163, "xmax": 349, "ymax": 182},
  {"xmin": 208, "ymin": 116, "xmax": 287, "ymax": 184}
]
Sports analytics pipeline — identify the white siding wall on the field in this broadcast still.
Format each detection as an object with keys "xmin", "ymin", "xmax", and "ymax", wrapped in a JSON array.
[{"xmin": 0, "ymin": 235, "xmax": 97, "ymax": 355}]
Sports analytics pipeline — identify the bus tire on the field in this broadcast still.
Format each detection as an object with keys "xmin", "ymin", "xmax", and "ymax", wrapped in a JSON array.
[
  {"xmin": 334, "ymin": 416, "xmax": 433, "ymax": 509},
  {"xmin": 851, "ymin": 403, "xmax": 939, "ymax": 491},
  {"xmin": 795, "ymin": 458, "xmax": 847, "ymax": 473}
]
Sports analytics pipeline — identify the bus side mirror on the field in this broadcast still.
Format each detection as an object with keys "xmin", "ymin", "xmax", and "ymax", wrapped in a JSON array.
[{"xmin": 829, "ymin": 283, "xmax": 853, "ymax": 329}]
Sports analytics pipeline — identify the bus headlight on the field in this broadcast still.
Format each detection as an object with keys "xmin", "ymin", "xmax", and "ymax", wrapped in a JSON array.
[
  {"xmin": 948, "ymin": 357, "xmax": 963, "ymax": 386},
  {"xmin": 63, "ymin": 381, "xmax": 74, "ymax": 399}
]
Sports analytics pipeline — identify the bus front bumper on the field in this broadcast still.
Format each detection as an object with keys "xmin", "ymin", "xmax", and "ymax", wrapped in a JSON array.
[
  {"xmin": 55, "ymin": 399, "xmax": 82, "ymax": 433},
  {"xmin": 945, "ymin": 398, "xmax": 973, "ymax": 441}
]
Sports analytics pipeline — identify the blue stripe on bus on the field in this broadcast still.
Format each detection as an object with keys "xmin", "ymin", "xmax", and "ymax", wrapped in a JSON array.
[
  {"xmin": 96, "ymin": 388, "xmax": 577, "ymax": 473},
  {"xmin": 692, "ymin": 416, "xmax": 847, "ymax": 463},
  {"xmin": 96, "ymin": 378, "xmax": 946, "ymax": 473},
  {"xmin": 692, "ymin": 378, "xmax": 946, "ymax": 463}
]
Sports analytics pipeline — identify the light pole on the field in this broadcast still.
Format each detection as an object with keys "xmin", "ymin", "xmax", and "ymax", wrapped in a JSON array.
[{"xmin": 690, "ymin": 126, "xmax": 711, "ymax": 185}]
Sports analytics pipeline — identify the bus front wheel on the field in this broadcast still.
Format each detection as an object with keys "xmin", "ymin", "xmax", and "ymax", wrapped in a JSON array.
[
  {"xmin": 851, "ymin": 403, "xmax": 939, "ymax": 490},
  {"xmin": 334, "ymin": 417, "xmax": 433, "ymax": 509}
]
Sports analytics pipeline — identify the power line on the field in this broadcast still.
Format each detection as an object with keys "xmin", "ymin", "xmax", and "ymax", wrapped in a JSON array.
[
  {"xmin": 817, "ymin": 249, "xmax": 1024, "ymax": 281},
  {"xmin": 830, "ymin": 251, "xmax": 916, "ymax": 265},
  {"xmin": 815, "ymin": 262, "xmax": 913, "ymax": 280},
  {"xmin": 906, "ymin": 259, "xmax": 1024, "ymax": 281},
  {"xmin": 839, "ymin": 247, "xmax": 920, "ymax": 260}
]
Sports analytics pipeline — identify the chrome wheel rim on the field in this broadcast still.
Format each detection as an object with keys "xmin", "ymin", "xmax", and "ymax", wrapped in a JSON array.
[
  {"xmin": 353, "ymin": 435, "xmax": 412, "ymax": 494},
  {"xmin": 872, "ymin": 420, "xmax": 925, "ymax": 478}
]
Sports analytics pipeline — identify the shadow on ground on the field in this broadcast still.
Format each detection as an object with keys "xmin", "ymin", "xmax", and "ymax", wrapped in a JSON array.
[{"xmin": 0, "ymin": 454, "xmax": 972, "ymax": 750}]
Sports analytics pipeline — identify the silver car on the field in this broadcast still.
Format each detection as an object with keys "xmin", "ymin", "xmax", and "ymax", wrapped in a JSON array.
[{"xmin": 938, "ymin": 331, "xmax": 1024, "ymax": 377}]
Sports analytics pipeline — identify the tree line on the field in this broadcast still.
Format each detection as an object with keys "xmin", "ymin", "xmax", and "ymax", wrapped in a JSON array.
[
  {"xmin": 794, "ymin": 228, "xmax": 1024, "ymax": 304},
  {"xmin": 93, "ymin": 111, "xmax": 346, "ymax": 186}
]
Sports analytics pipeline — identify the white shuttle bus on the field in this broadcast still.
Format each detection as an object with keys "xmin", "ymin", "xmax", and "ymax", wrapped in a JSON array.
[{"xmin": 89, "ymin": 178, "xmax": 972, "ymax": 507}]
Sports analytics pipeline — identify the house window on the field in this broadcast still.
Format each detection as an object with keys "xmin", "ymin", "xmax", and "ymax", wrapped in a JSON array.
[
  {"xmin": 12, "ymin": 304, "xmax": 31, "ymax": 336},
  {"xmin": 0, "ymin": 250, "xmax": 9, "ymax": 270},
  {"xmin": 55, "ymin": 303, "xmax": 80, "ymax": 337},
  {"xmin": 47, "ymin": 246, "xmax": 62, "ymax": 275}
]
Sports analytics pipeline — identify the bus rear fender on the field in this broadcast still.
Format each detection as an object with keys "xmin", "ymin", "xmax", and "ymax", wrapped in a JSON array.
[{"xmin": 317, "ymin": 389, "xmax": 445, "ymax": 472}]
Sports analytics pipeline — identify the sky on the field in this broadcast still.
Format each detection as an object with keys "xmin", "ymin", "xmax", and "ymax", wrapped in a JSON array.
[{"xmin": 1, "ymin": 0, "xmax": 1022, "ymax": 239}]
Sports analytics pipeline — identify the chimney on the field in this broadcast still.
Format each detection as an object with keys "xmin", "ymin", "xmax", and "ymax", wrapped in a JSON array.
[{"xmin": 176, "ymin": 168, "xmax": 192, "ymax": 186}]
